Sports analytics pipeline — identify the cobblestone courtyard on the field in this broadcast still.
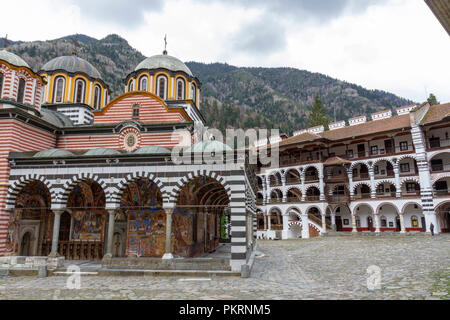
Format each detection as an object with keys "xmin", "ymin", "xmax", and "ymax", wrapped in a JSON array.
[{"xmin": 0, "ymin": 235, "xmax": 449, "ymax": 300}]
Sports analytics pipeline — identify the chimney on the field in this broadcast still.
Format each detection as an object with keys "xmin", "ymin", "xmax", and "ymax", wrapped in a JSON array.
[
  {"xmin": 396, "ymin": 105, "xmax": 416, "ymax": 115},
  {"xmin": 349, "ymin": 116, "xmax": 367, "ymax": 126},
  {"xmin": 307, "ymin": 125, "xmax": 324, "ymax": 134},
  {"xmin": 371, "ymin": 110, "xmax": 392, "ymax": 121},
  {"xmin": 293, "ymin": 129, "xmax": 307, "ymax": 136},
  {"xmin": 329, "ymin": 120, "xmax": 346, "ymax": 130}
]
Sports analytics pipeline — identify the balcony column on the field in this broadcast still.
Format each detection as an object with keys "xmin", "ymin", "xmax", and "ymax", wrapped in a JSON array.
[
  {"xmin": 300, "ymin": 171, "xmax": 306, "ymax": 202},
  {"xmin": 399, "ymin": 213, "xmax": 406, "ymax": 234},
  {"xmin": 348, "ymin": 169, "xmax": 355, "ymax": 200},
  {"xmin": 267, "ymin": 212, "xmax": 272, "ymax": 231},
  {"xmin": 394, "ymin": 162, "xmax": 401, "ymax": 197},
  {"xmin": 162, "ymin": 207, "xmax": 174, "ymax": 259},
  {"xmin": 321, "ymin": 213, "xmax": 327, "ymax": 234},
  {"xmin": 263, "ymin": 214, "xmax": 268, "ymax": 230},
  {"xmin": 49, "ymin": 210, "xmax": 64, "ymax": 257},
  {"xmin": 301, "ymin": 214, "xmax": 310, "ymax": 239},
  {"xmin": 319, "ymin": 172, "xmax": 325, "ymax": 201},
  {"xmin": 281, "ymin": 172, "xmax": 286, "ymax": 187},
  {"xmin": 369, "ymin": 165, "xmax": 376, "ymax": 199},
  {"xmin": 351, "ymin": 213, "xmax": 358, "ymax": 233},
  {"xmin": 282, "ymin": 189, "xmax": 287, "ymax": 203},
  {"xmin": 104, "ymin": 209, "xmax": 117, "ymax": 258},
  {"xmin": 374, "ymin": 214, "xmax": 381, "ymax": 234},
  {"xmin": 331, "ymin": 212, "xmax": 337, "ymax": 231}
]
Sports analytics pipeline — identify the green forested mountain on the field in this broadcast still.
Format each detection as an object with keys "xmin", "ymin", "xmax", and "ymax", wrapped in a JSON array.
[{"xmin": 7, "ymin": 34, "xmax": 414, "ymax": 134}]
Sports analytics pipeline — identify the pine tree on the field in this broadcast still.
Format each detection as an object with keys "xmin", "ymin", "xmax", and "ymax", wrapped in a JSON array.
[
  {"xmin": 427, "ymin": 93, "xmax": 440, "ymax": 106},
  {"xmin": 307, "ymin": 93, "xmax": 331, "ymax": 129}
]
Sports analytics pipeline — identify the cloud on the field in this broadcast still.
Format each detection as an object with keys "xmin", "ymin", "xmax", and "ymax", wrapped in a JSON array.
[
  {"xmin": 231, "ymin": 15, "xmax": 287, "ymax": 55},
  {"xmin": 67, "ymin": 0, "xmax": 164, "ymax": 28},
  {"xmin": 198, "ymin": 0, "xmax": 387, "ymax": 22}
]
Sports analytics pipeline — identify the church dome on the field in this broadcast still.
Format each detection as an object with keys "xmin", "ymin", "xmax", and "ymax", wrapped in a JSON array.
[
  {"xmin": 0, "ymin": 50, "xmax": 30, "ymax": 68},
  {"xmin": 41, "ymin": 55, "xmax": 102, "ymax": 79},
  {"xmin": 135, "ymin": 54, "xmax": 193, "ymax": 76},
  {"xmin": 33, "ymin": 149, "xmax": 75, "ymax": 158},
  {"xmin": 184, "ymin": 141, "xmax": 233, "ymax": 153},
  {"xmin": 84, "ymin": 148, "xmax": 121, "ymax": 156},
  {"xmin": 134, "ymin": 146, "xmax": 171, "ymax": 154}
]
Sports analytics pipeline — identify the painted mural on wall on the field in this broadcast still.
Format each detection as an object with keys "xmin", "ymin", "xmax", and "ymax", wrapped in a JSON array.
[
  {"xmin": 121, "ymin": 178, "xmax": 166, "ymax": 257},
  {"xmin": 67, "ymin": 180, "xmax": 106, "ymax": 241},
  {"xmin": 5, "ymin": 180, "xmax": 52, "ymax": 255}
]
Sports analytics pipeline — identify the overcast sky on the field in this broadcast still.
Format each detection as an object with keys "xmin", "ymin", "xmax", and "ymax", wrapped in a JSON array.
[{"xmin": 1, "ymin": 0, "xmax": 449, "ymax": 102}]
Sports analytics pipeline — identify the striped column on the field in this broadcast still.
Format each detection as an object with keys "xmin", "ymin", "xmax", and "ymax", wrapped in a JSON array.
[
  {"xmin": 230, "ymin": 188, "xmax": 247, "ymax": 272},
  {"xmin": 411, "ymin": 124, "xmax": 439, "ymax": 234}
]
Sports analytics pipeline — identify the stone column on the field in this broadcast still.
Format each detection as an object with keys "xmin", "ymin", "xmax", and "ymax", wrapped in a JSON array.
[
  {"xmin": 104, "ymin": 209, "xmax": 116, "ymax": 258},
  {"xmin": 49, "ymin": 210, "xmax": 63, "ymax": 257},
  {"xmin": 351, "ymin": 214, "xmax": 358, "ymax": 233},
  {"xmin": 399, "ymin": 214, "xmax": 406, "ymax": 234},
  {"xmin": 301, "ymin": 171, "xmax": 306, "ymax": 202},
  {"xmin": 369, "ymin": 165, "xmax": 376, "ymax": 199},
  {"xmin": 394, "ymin": 163, "xmax": 401, "ymax": 197},
  {"xmin": 319, "ymin": 174, "xmax": 325, "ymax": 201},
  {"xmin": 348, "ymin": 169, "xmax": 355, "ymax": 200},
  {"xmin": 374, "ymin": 214, "xmax": 381, "ymax": 234},
  {"xmin": 162, "ymin": 208, "xmax": 174, "ymax": 259},
  {"xmin": 301, "ymin": 214, "xmax": 310, "ymax": 239},
  {"xmin": 331, "ymin": 213, "xmax": 336, "ymax": 231},
  {"xmin": 282, "ymin": 214, "xmax": 289, "ymax": 239},
  {"xmin": 267, "ymin": 213, "xmax": 272, "ymax": 230},
  {"xmin": 321, "ymin": 214, "xmax": 327, "ymax": 234},
  {"xmin": 282, "ymin": 189, "xmax": 287, "ymax": 203},
  {"xmin": 263, "ymin": 215, "xmax": 268, "ymax": 230}
]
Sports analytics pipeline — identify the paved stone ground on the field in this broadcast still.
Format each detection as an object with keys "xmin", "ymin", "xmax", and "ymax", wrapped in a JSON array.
[{"xmin": 0, "ymin": 234, "xmax": 449, "ymax": 300}]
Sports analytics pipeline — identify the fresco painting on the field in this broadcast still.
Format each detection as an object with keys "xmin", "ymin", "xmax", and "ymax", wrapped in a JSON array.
[
  {"xmin": 121, "ymin": 178, "xmax": 166, "ymax": 257},
  {"xmin": 6, "ymin": 181, "xmax": 52, "ymax": 255},
  {"xmin": 67, "ymin": 180, "xmax": 107, "ymax": 241}
]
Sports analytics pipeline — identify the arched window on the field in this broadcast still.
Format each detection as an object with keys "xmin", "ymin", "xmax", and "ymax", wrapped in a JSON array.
[
  {"xmin": 93, "ymin": 85, "xmax": 101, "ymax": 109},
  {"xmin": 17, "ymin": 78, "xmax": 26, "ymax": 103},
  {"xmin": 128, "ymin": 80, "xmax": 134, "ymax": 92},
  {"xmin": 157, "ymin": 75, "xmax": 167, "ymax": 99},
  {"xmin": 191, "ymin": 83, "xmax": 196, "ymax": 104},
  {"xmin": 411, "ymin": 216, "xmax": 419, "ymax": 228},
  {"xmin": 139, "ymin": 76, "xmax": 148, "ymax": 91},
  {"xmin": 132, "ymin": 104, "xmax": 140, "ymax": 119},
  {"xmin": 54, "ymin": 77, "xmax": 65, "ymax": 103},
  {"xmin": 74, "ymin": 79, "xmax": 86, "ymax": 104},
  {"xmin": 0, "ymin": 73, "xmax": 3, "ymax": 97},
  {"xmin": 177, "ymin": 78, "xmax": 185, "ymax": 100}
]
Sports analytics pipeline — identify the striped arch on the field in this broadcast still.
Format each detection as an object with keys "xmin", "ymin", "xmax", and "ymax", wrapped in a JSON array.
[
  {"xmin": 288, "ymin": 221, "xmax": 302, "ymax": 230},
  {"xmin": 431, "ymin": 173, "xmax": 450, "ymax": 186},
  {"xmin": 353, "ymin": 181, "xmax": 372, "ymax": 194},
  {"xmin": 285, "ymin": 206, "xmax": 302, "ymax": 218},
  {"xmin": 350, "ymin": 160, "xmax": 369, "ymax": 170},
  {"xmin": 401, "ymin": 202, "xmax": 422, "ymax": 215},
  {"xmin": 6, "ymin": 174, "xmax": 54, "ymax": 209},
  {"xmin": 305, "ymin": 184, "xmax": 320, "ymax": 192},
  {"xmin": 286, "ymin": 186, "xmax": 302, "ymax": 193},
  {"xmin": 398, "ymin": 154, "xmax": 418, "ymax": 162},
  {"xmin": 372, "ymin": 157, "xmax": 395, "ymax": 168},
  {"xmin": 400, "ymin": 177, "xmax": 420, "ymax": 187},
  {"xmin": 374, "ymin": 179, "xmax": 396, "ymax": 189},
  {"xmin": 293, "ymin": 219, "xmax": 321, "ymax": 233},
  {"xmin": 112, "ymin": 171, "xmax": 166, "ymax": 205},
  {"xmin": 302, "ymin": 164, "xmax": 321, "ymax": 174},
  {"xmin": 58, "ymin": 173, "xmax": 107, "ymax": 205},
  {"xmin": 169, "ymin": 170, "xmax": 232, "ymax": 203}
]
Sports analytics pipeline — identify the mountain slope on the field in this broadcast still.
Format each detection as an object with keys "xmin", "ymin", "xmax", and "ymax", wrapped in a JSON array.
[{"xmin": 7, "ymin": 34, "xmax": 415, "ymax": 134}]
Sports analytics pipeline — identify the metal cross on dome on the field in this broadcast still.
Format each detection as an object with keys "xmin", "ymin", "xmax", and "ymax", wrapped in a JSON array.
[{"xmin": 163, "ymin": 34, "xmax": 168, "ymax": 55}]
